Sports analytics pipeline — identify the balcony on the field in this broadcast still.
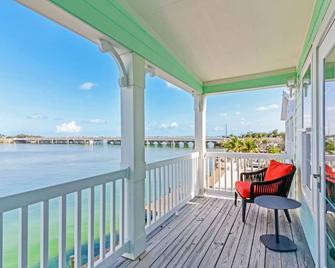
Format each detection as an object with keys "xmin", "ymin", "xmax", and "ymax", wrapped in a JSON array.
[
  {"xmin": 5, "ymin": 0, "xmax": 335, "ymax": 266},
  {"xmin": 115, "ymin": 197, "xmax": 313, "ymax": 268},
  {"xmin": 0, "ymin": 152, "xmax": 313, "ymax": 267}
]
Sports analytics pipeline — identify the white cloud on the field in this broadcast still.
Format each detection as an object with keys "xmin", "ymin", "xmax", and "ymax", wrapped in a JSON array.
[
  {"xmin": 27, "ymin": 113, "xmax": 47, "ymax": 120},
  {"xmin": 220, "ymin": 113, "xmax": 228, "ymax": 117},
  {"xmin": 84, "ymin": 118, "xmax": 108, "ymax": 124},
  {"xmin": 241, "ymin": 117, "xmax": 246, "ymax": 121},
  {"xmin": 235, "ymin": 112, "xmax": 241, "ymax": 115},
  {"xmin": 328, "ymin": 106, "xmax": 335, "ymax": 111},
  {"xmin": 165, "ymin": 81, "xmax": 180, "ymax": 90},
  {"xmin": 79, "ymin": 82, "xmax": 96, "ymax": 90},
  {"xmin": 256, "ymin": 104, "xmax": 279, "ymax": 111},
  {"xmin": 56, "ymin": 121, "xmax": 81, "ymax": 133},
  {"xmin": 158, "ymin": 122, "xmax": 179, "ymax": 129}
]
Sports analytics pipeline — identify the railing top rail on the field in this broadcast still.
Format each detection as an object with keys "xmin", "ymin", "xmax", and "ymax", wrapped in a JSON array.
[
  {"xmin": 326, "ymin": 155, "xmax": 335, "ymax": 161},
  {"xmin": 206, "ymin": 151, "xmax": 290, "ymax": 160},
  {"xmin": 146, "ymin": 152, "xmax": 199, "ymax": 170},
  {"xmin": 0, "ymin": 168, "xmax": 129, "ymax": 213}
]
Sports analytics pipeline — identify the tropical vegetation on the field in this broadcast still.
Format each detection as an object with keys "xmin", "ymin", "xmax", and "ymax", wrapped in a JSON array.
[{"xmin": 219, "ymin": 130, "xmax": 285, "ymax": 153}]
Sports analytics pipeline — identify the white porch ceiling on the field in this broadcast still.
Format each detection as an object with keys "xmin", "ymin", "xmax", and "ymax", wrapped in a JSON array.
[{"xmin": 120, "ymin": 0, "xmax": 315, "ymax": 83}]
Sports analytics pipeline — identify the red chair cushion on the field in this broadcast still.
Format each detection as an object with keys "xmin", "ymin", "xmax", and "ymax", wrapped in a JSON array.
[
  {"xmin": 326, "ymin": 164, "xmax": 335, "ymax": 184},
  {"xmin": 264, "ymin": 160, "xmax": 294, "ymax": 181},
  {"xmin": 235, "ymin": 181, "xmax": 252, "ymax": 198}
]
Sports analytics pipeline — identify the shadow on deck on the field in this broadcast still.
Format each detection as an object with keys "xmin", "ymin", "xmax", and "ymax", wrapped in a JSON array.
[{"xmin": 113, "ymin": 197, "xmax": 314, "ymax": 268}]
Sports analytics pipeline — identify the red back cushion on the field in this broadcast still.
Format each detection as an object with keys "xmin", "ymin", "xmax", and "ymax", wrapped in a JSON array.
[
  {"xmin": 264, "ymin": 160, "xmax": 294, "ymax": 181},
  {"xmin": 326, "ymin": 164, "xmax": 335, "ymax": 184}
]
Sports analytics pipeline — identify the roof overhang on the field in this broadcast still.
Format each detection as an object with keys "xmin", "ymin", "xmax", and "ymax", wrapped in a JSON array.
[{"xmin": 17, "ymin": 0, "xmax": 329, "ymax": 94}]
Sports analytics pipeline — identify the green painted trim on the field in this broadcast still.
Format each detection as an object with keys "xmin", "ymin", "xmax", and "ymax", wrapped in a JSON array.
[
  {"xmin": 50, "ymin": 0, "xmax": 202, "ymax": 92},
  {"xmin": 297, "ymin": 0, "xmax": 331, "ymax": 72},
  {"xmin": 203, "ymin": 70, "xmax": 297, "ymax": 94}
]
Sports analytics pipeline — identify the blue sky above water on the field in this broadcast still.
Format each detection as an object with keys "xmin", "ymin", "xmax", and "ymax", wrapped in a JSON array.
[{"xmin": 0, "ymin": 1, "xmax": 284, "ymax": 137}]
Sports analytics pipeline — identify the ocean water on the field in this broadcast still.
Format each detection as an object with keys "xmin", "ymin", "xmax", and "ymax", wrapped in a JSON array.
[{"xmin": 0, "ymin": 144, "xmax": 192, "ymax": 267}]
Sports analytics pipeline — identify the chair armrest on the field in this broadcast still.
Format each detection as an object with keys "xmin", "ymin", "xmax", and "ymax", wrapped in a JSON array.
[{"xmin": 240, "ymin": 168, "xmax": 267, "ymax": 182}]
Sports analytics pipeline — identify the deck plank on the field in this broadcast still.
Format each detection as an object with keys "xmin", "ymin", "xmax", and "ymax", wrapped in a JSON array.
[
  {"xmin": 197, "ymin": 202, "xmax": 241, "ymax": 268},
  {"xmin": 231, "ymin": 204, "xmax": 259, "ymax": 268},
  {"xmin": 248, "ymin": 206, "xmax": 267, "ymax": 268},
  {"xmin": 265, "ymin": 209, "xmax": 282, "ymax": 268},
  {"xmin": 114, "ymin": 197, "xmax": 209, "ymax": 268},
  {"xmin": 279, "ymin": 211, "xmax": 298, "ymax": 268},
  {"xmin": 133, "ymin": 198, "xmax": 217, "ymax": 267},
  {"xmin": 182, "ymin": 201, "xmax": 237, "ymax": 267},
  {"xmin": 290, "ymin": 211, "xmax": 315, "ymax": 268},
  {"xmin": 111, "ymin": 197, "xmax": 314, "ymax": 268},
  {"xmin": 149, "ymin": 198, "xmax": 224, "ymax": 268},
  {"xmin": 166, "ymin": 199, "xmax": 233, "ymax": 267},
  {"xmin": 215, "ymin": 203, "xmax": 252, "ymax": 267}
]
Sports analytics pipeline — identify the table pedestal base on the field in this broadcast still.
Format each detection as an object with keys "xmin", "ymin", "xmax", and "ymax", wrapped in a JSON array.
[{"xmin": 260, "ymin": 234, "xmax": 297, "ymax": 252}]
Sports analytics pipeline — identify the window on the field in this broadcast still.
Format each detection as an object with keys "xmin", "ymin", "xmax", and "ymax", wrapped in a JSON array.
[{"xmin": 301, "ymin": 65, "xmax": 312, "ymax": 191}]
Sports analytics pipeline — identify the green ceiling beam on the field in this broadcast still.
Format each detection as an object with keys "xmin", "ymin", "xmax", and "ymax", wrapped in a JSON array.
[
  {"xmin": 203, "ymin": 70, "xmax": 297, "ymax": 94},
  {"xmin": 297, "ymin": 0, "xmax": 331, "ymax": 72},
  {"xmin": 50, "ymin": 0, "xmax": 202, "ymax": 92}
]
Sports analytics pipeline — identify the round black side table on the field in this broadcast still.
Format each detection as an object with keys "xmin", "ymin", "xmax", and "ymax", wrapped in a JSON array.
[{"xmin": 255, "ymin": 195, "xmax": 301, "ymax": 252}]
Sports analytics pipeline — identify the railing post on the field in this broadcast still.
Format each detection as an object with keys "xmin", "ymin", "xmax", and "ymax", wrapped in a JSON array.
[
  {"xmin": 194, "ymin": 94, "xmax": 206, "ymax": 196},
  {"xmin": 120, "ymin": 52, "xmax": 146, "ymax": 259}
]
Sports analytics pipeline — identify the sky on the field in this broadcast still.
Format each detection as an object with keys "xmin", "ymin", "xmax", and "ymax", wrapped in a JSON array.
[{"xmin": 0, "ymin": 1, "xmax": 284, "ymax": 137}]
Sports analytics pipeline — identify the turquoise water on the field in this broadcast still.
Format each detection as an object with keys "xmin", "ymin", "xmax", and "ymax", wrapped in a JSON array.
[{"xmin": 0, "ymin": 144, "xmax": 192, "ymax": 267}]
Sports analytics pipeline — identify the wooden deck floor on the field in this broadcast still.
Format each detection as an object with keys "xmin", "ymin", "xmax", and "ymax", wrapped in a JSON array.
[{"xmin": 113, "ymin": 197, "xmax": 314, "ymax": 268}]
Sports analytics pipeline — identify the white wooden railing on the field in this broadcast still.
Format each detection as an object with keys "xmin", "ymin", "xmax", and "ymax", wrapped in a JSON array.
[
  {"xmin": 205, "ymin": 151, "xmax": 290, "ymax": 194},
  {"xmin": 0, "ymin": 153, "xmax": 199, "ymax": 267},
  {"xmin": 145, "ymin": 152, "xmax": 199, "ymax": 233},
  {"xmin": 326, "ymin": 155, "xmax": 335, "ymax": 167},
  {"xmin": 0, "ymin": 169, "xmax": 129, "ymax": 268}
]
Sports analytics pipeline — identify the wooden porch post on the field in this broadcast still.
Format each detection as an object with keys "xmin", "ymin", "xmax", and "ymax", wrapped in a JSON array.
[
  {"xmin": 120, "ymin": 52, "xmax": 146, "ymax": 259},
  {"xmin": 194, "ymin": 94, "xmax": 206, "ymax": 196}
]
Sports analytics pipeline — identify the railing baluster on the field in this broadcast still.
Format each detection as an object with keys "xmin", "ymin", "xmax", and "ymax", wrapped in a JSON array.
[
  {"xmin": 120, "ymin": 178, "xmax": 125, "ymax": 246},
  {"xmin": 230, "ymin": 158, "xmax": 233, "ymax": 191},
  {"xmin": 158, "ymin": 168, "xmax": 162, "ymax": 218},
  {"xmin": 163, "ymin": 166, "xmax": 166, "ymax": 214},
  {"xmin": 88, "ymin": 187, "xmax": 94, "ymax": 268},
  {"xmin": 110, "ymin": 181, "xmax": 116, "ymax": 252},
  {"xmin": 218, "ymin": 158, "xmax": 221, "ymax": 190},
  {"xmin": 19, "ymin": 206, "xmax": 28, "ymax": 268},
  {"xmin": 172, "ymin": 163, "xmax": 175, "ymax": 208},
  {"xmin": 176, "ymin": 162, "xmax": 179, "ymax": 206},
  {"xmin": 59, "ymin": 195, "xmax": 66, "ymax": 268},
  {"xmin": 236, "ymin": 157, "xmax": 240, "ymax": 183},
  {"xmin": 176, "ymin": 162, "xmax": 180, "ymax": 205},
  {"xmin": 40, "ymin": 200, "xmax": 49, "ymax": 268},
  {"xmin": 251, "ymin": 158, "xmax": 254, "ymax": 172},
  {"xmin": 185, "ymin": 160, "xmax": 188, "ymax": 198},
  {"xmin": 206, "ymin": 156, "xmax": 209, "ymax": 190},
  {"xmin": 147, "ymin": 171, "xmax": 152, "ymax": 226},
  {"xmin": 153, "ymin": 169, "xmax": 157, "ymax": 223},
  {"xmin": 180, "ymin": 160, "xmax": 185, "ymax": 201},
  {"xmin": 0, "ymin": 212, "xmax": 2, "ymax": 268},
  {"xmin": 224, "ymin": 157, "xmax": 227, "ymax": 191},
  {"xmin": 168, "ymin": 164, "xmax": 171, "ymax": 210},
  {"xmin": 74, "ymin": 191, "xmax": 81, "ymax": 268},
  {"xmin": 100, "ymin": 184, "xmax": 106, "ymax": 260}
]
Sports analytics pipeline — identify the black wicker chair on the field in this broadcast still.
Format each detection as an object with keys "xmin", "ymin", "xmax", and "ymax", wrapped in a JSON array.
[{"xmin": 234, "ymin": 165, "xmax": 296, "ymax": 223}]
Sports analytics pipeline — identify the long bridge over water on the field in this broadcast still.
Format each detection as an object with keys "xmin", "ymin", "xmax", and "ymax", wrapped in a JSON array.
[{"xmin": 12, "ymin": 136, "xmax": 225, "ymax": 148}]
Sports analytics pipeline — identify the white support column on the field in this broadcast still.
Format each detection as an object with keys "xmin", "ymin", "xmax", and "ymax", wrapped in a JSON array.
[
  {"xmin": 194, "ymin": 94, "xmax": 206, "ymax": 197},
  {"xmin": 120, "ymin": 52, "xmax": 146, "ymax": 259}
]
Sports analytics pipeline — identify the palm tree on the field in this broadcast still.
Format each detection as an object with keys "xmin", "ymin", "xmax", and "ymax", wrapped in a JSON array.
[
  {"xmin": 221, "ymin": 136, "xmax": 243, "ymax": 152},
  {"xmin": 326, "ymin": 138, "xmax": 335, "ymax": 155},
  {"xmin": 241, "ymin": 137, "xmax": 258, "ymax": 153}
]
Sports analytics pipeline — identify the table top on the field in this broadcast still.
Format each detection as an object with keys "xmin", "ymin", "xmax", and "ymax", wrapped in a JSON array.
[{"xmin": 255, "ymin": 195, "xmax": 301, "ymax": 210}]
